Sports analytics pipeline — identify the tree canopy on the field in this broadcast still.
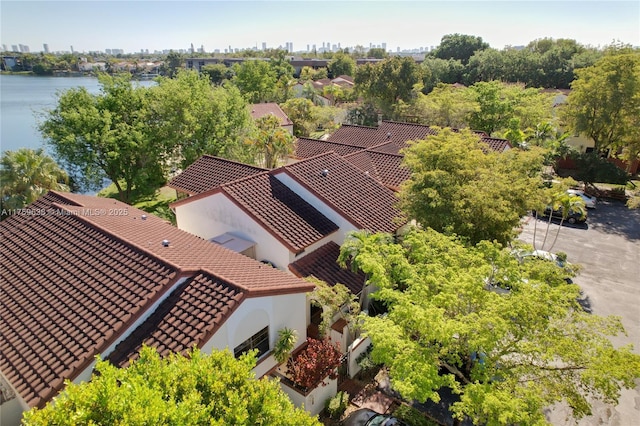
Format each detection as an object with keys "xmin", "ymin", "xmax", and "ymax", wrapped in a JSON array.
[
  {"xmin": 245, "ymin": 114, "xmax": 295, "ymax": 168},
  {"xmin": 339, "ymin": 227, "xmax": 640, "ymax": 426},
  {"xmin": 399, "ymin": 128, "xmax": 545, "ymax": 246},
  {"xmin": 433, "ymin": 34, "xmax": 490, "ymax": 64},
  {"xmin": 328, "ymin": 52, "xmax": 356, "ymax": 77},
  {"xmin": 355, "ymin": 56, "xmax": 423, "ymax": 118},
  {"xmin": 39, "ymin": 72, "xmax": 252, "ymax": 203},
  {"xmin": 0, "ymin": 148, "xmax": 69, "ymax": 212},
  {"xmin": 561, "ymin": 51, "xmax": 640, "ymax": 156},
  {"xmin": 23, "ymin": 346, "xmax": 320, "ymax": 426}
]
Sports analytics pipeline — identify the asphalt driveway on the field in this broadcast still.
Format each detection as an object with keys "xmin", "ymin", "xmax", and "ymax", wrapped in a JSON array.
[{"xmin": 519, "ymin": 199, "xmax": 640, "ymax": 426}]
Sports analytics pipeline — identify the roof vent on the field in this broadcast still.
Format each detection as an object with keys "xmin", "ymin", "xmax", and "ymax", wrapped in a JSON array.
[
  {"xmin": 321, "ymin": 169, "xmax": 329, "ymax": 177},
  {"xmin": 387, "ymin": 132, "xmax": 392, "ymax": 139},
  {"xmin": 162, "ymin": 239, "xmax": 170, "ymax": 247},
  {"xmin": 141, "ymin": 214, "xmax": 147, "ymax": 220}
]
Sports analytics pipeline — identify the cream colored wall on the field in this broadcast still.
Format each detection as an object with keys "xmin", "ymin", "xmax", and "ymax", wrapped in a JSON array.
[
  {"xmin": 201, "ymin": 292, "xmax": 309, "ymax": 378},
  {"xmin": 175, "ymin": 193, "xmax": 292, "ymax": 270}
]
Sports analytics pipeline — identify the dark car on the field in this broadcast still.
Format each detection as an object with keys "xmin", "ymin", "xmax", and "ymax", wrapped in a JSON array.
[
  {"xmin": 539, "ymin": 206, "xmax": 586, "ymax": 224},
  {"xmin": 342, "ymin": 408, "xmax": 407, "ymax": 426}
]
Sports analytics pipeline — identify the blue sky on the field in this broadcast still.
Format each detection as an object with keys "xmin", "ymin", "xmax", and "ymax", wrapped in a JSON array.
[{"xmin": 1, "ymin": 1, "xmax": 638, "ymax": 53}]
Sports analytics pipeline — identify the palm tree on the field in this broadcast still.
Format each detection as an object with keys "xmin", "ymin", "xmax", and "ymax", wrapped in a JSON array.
[
  {"xmin": 547, "ymin": 193, "xmax": 586, "ymax": 252},
  {"xmin": 1, "ymin": 148, "xmax": 69, "ymax": 210}
]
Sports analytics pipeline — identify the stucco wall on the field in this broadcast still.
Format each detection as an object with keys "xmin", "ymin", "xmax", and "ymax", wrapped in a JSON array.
[
  {"xmin": 174, "ymin": 193, "xmax": 292, "ymax": 270},
  {"xmin": 279, "ymin": 376, "xmax": 337, "ymax": 417},
  {"xmin": 201, "ymin": 292, "xmax": 309, "ymax": 378}
]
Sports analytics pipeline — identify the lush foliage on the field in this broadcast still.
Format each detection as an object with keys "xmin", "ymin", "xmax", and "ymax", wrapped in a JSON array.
[
  {"xmin": 245, "ymin": 114, "xmax": 295, "ymax": 168},
  {"xmin": 328, "ymin": 52, "xmax": 356, "ymax": 78},
  {"xmin": 561, "ymin": 51, "xmax": 640, "ymax": 158},
  {"xmin": 399, "ymin": 128, "xmax": 546, "ymax": 245},
  {"xmin": 355, "ymin": 56, "xmax": 423, "ymax": 118},
  {"xmin": 433, "ymin": 33, "xmax": 490, "ymax": 64},
  {"xmin": 286, "ymin": 338, "xmax": 342, "ymax": 390},
  {"xmin": 569, "ymin": 153, "xmax": 630, "ymax": 185},
  {"xmin": 325, "ymin": 391, "xmax": 350, "ymax": 419},
  {"xmin": 0, "ymin": 148, "xmax": 69, "ymax": 212},
  {"xmin": 23, "ymin": 346, "xmax": 320, "ymax": 426},
  {"xmin": 339, "ymin": 228, "xmax": 640, "ymax": 426},
  {"xmin": 308, "ymin": 278, "xmax": 360, "ymax": 338},
  {"xmin": 39, "ymin": 72, "xmax": 251, "ymax": 203},
  {"xmin": 274, "ymin": 327, "xmax": 298, "ymax": 364}
]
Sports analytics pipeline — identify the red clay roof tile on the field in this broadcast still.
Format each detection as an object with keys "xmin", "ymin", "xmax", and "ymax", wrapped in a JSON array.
[
  {"xmin": 1, "ymin": 191, "xmax": 314, "ymax": 408},
  {"xmin": 221, "ymin": 172, "xmax": 339, "ymax": 253},
  {"xmin": 289, "ymin": 242, "xmax": 365, "ymax": 296},
  {"xmin": 294, "ymin": 138, "xmax": 365, "ymax": 159},
  {"xmin": 168, "ymin": 155, "xmax": 265, "ymax": 195},
  {"xmin": 279, "ymin": 152, "xmax": 403, "ymax": 234},
  {"xmin": 249, "ymin": 102, "xmax": 293, "ymax": 126}
]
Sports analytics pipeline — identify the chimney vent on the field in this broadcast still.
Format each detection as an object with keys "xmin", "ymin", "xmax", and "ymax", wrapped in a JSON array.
[{"xmin": 162, "ymin": 239, "xmax": 170, "ymax": 247}]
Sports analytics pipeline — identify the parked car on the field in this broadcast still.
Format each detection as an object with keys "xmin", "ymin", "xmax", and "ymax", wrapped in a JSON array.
[
  {"xmin": 342, "ymin": 408, "xmax": 407, "ymax": 426},
  {"xmin": 538, "ymin": 206, "xmax": 587, "ymax": 224},
  {"xmin": 567, "ymin": 189, "xmax": 597, "ymax": 209}
]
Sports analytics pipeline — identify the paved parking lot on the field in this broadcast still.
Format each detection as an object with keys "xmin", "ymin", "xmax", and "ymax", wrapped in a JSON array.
[{"xmin": 519, "ymin": 200, "xmax": 640, "ymax": 426}]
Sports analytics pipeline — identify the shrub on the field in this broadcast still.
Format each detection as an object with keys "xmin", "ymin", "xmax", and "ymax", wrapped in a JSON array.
[
  {"xmin": 325, "ymin": 391, "xmax": 350, "ymax": 419},
  {"xmin": 393, "ymin": 404, "xmax": 440, "ymax": 426},
  {"xmin": 286, "ymin": 338, "xmax": 342, "ymax": 390},
  {"xmin": 274, "ymin": 327, "xmax": 297, "ymax": 364}
]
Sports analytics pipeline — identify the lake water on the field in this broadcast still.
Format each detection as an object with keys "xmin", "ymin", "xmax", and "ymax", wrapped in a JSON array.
[{"xmin": 0, "ymin": 74, "xmax": 154, "ymax": 154}]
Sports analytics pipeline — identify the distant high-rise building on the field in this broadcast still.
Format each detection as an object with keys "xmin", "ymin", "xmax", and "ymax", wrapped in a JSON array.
[
  {"xmin": 382, "ymin": 42, "xmax": 387, "ymax": 50},
  {"xmin": 70, "ymin": 45, "xmax": 74, "ymax": 53},
  {"xmin": 11, "ymin": 45, "xmax": 18, "ymax": 52},
  {"xmin": 262, "ymin": 42, "xmax": 267, "ymax": 51},
  {"xmin": 19, "ymin": 44, "xmax": 30, "ymax": 53},
  {"xmin": 200, "ymin": 44, "xmax": 204, "ymax": 53},
  {"xmin": 190, "ymin": 43, "xmax": 194, "ymax": 54},
  {"xmin": 2, "ymin": 44, "xmax": 8, "ymax": 52},
  {"xmin": 327, "ymin": 41, "xmax": 330, "ymax": 51},
  {"xmin": 43, "ymin": 43, "xmax": 50, "ymax": 53},
  {"xmin": 288, "ymin": 41, "xmax": 293, "ymax": 53}
]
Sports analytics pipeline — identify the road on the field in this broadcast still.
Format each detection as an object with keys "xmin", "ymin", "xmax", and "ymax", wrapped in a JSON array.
[{"xmin": 519, "ymin": 199, "xmax": 640, "ymax": 426}]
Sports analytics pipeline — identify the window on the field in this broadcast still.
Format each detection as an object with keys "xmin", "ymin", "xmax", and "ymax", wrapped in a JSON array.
[{"xmin": 234, "ymin": 326, "xmax": 269, "ymax": 359}]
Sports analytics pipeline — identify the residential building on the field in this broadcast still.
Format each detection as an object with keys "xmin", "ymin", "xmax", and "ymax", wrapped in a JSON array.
[
  {"xmin": 249, "ymin": 102, "xmax": 294, "ymax": 134},
  {"xmin": 0, "ymin": 192, "xmax": 314, "ymax": 425}
]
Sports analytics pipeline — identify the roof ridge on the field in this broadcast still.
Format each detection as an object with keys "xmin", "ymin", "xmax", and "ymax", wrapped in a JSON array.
[
  {"xmin": 198, "ymin": 154, "xmax": 268, "ymax": 171},
  {"xmin": 296, "ymin": 137, "xmax": 366, "ymax": 150}
]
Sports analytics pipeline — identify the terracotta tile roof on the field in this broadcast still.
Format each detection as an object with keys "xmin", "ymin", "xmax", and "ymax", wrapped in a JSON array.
[
  {"xmin": 344, "ymin": 150, "xmax": 410, "ymax": 191},
  {"xmin": 1, "ymin": 192, "xmax": 314, "ymax": 408},
  {"xmin": 326, "ymin": 124, "xmax": 379, "ymax": 147},
  {"xmin": 294, "ymin": 138, "xmax": 365, "ymax": 159},
  {"xmin": 221, "ymin": 172, "xmax": 339, "ymax": 253},
  {"xmin": 249, "ymin": 102, "xmax": 293, "ymax": 126},
  {"xmin": 168, "ymin": 155, "xmax": 265, "ymax": 195},
  {"xmin": 279, "ymin": 152, "xmax": 403, "ymax": 233},
  {"xmin": 479, "ymin": 136, "xmax": 512, "ymax": 153},
  {"xmin": 106, "ymin": 272, "xmax": 244, "ymax": 368},
  {"xmin": 289, "ymin": 242, "xmax": 366, "ymax": 296}
]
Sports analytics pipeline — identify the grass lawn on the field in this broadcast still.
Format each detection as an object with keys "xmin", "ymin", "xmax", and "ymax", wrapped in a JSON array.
[{"xmin": 98, "ymin": 183, "xmax": 177, "ymax": 224}]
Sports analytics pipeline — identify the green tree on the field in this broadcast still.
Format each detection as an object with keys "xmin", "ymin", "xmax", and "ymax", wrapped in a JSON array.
[
  {"xmin": 161, "ymin": 50, "xmax": 184, "ymax": 78},
  {"xmin": 147, "ymin": 71, "xmax": 252, "ymax": 168},
  {"xmin": 281, "ymin": 97, "xmax": 316, "ymax": 137},
  {"xmin": 403, "ymin": 83, "xmax": 478, "ymax": 128},
  {"xmin": 0, "ymin": 148, "xmax": 69, "ymax": 212},
  {"xmin": 433, "ymin": 33, "xmax": 490, "ymax": 64},
  {"xmin": 366, "ymin": 47, "xmax": 388, "ymax": 59},
  {"xmin": 421, "ymin": 57, "xmax": 465, "ymax": 92},
  {"xmin": 233, "ymin": 60, "xmax": 277, "ymax": 103},
  {"xmin": 23, "ymin": 346, "xmax": 320, "ymax": 426},
  {"xmin": 328, "ymin": 52, "xmax": 356, "ymax": 77},
  {"xmin": 561, "ymin": 51, "xmax": 640, "ymax": 154},
  {"xmin": 355, "ymin": 56, "xmax": 423, "ymax": 118},
  {"xmin": 399, "ymin": 128, "xmax": 545, "ymax": 245},
  {"xmin": 39, "ymin": 74, "xmax": 165, "ymax": 203},
  {"xmin": 307, "ymin": 278, "xmax": 360, "ymax": 338},
  {"xmin": 245, "ymin": 114, "xmax": 295, "ymax": 168},
  {"xmin": 201, "ymin": 63, "xmax": 234, "ymax": 85},
  {"xmin": 339, "ymin": 227, "xmax": 640, "ymax": 426}
]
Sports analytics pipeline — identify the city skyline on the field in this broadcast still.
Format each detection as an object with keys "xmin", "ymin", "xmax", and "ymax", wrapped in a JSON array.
[{"xmin": 1, "ymin": 1, "xmax": 639, "ymax": 54}]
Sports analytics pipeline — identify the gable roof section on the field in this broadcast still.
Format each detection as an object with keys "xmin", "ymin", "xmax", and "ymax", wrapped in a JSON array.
[
  {"xmin": 221, "ymin": 172, "xmax": 339, "ymax": 253},
  {"xmin": 289, "ymin": 242, "xmax": 366, "ymax": 296},
  {"xmin": 279, "ymin": 152, "xmax": 403, "ymax": 234},
  {"xmin": 106, "ymin": 272, "xmax": 244, "ymax": 368},
  {"xmin": 168, "ymin": 155, "xmax": 265, "ymax": 195},
  {"xmin": 294, "ymin": 137, "xmax": 365, "ymax": 159},
  {"xmin": 1, "ymin": 192, "xmax": 313, "ymax": 408},
  {"xmin": 250, "ymin": 102, "xmax": 293, "ymax": 126},
  {"xmin": 344, "ymin": 150, "xmax": 410, "ymax": 191},
  {"xmin": 326, "ymin": 124, "xmax": 378, "ymax": 147},
  {"xmin": 479, "ymin": 136, "xmax": 512, "ymax": 153}
]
